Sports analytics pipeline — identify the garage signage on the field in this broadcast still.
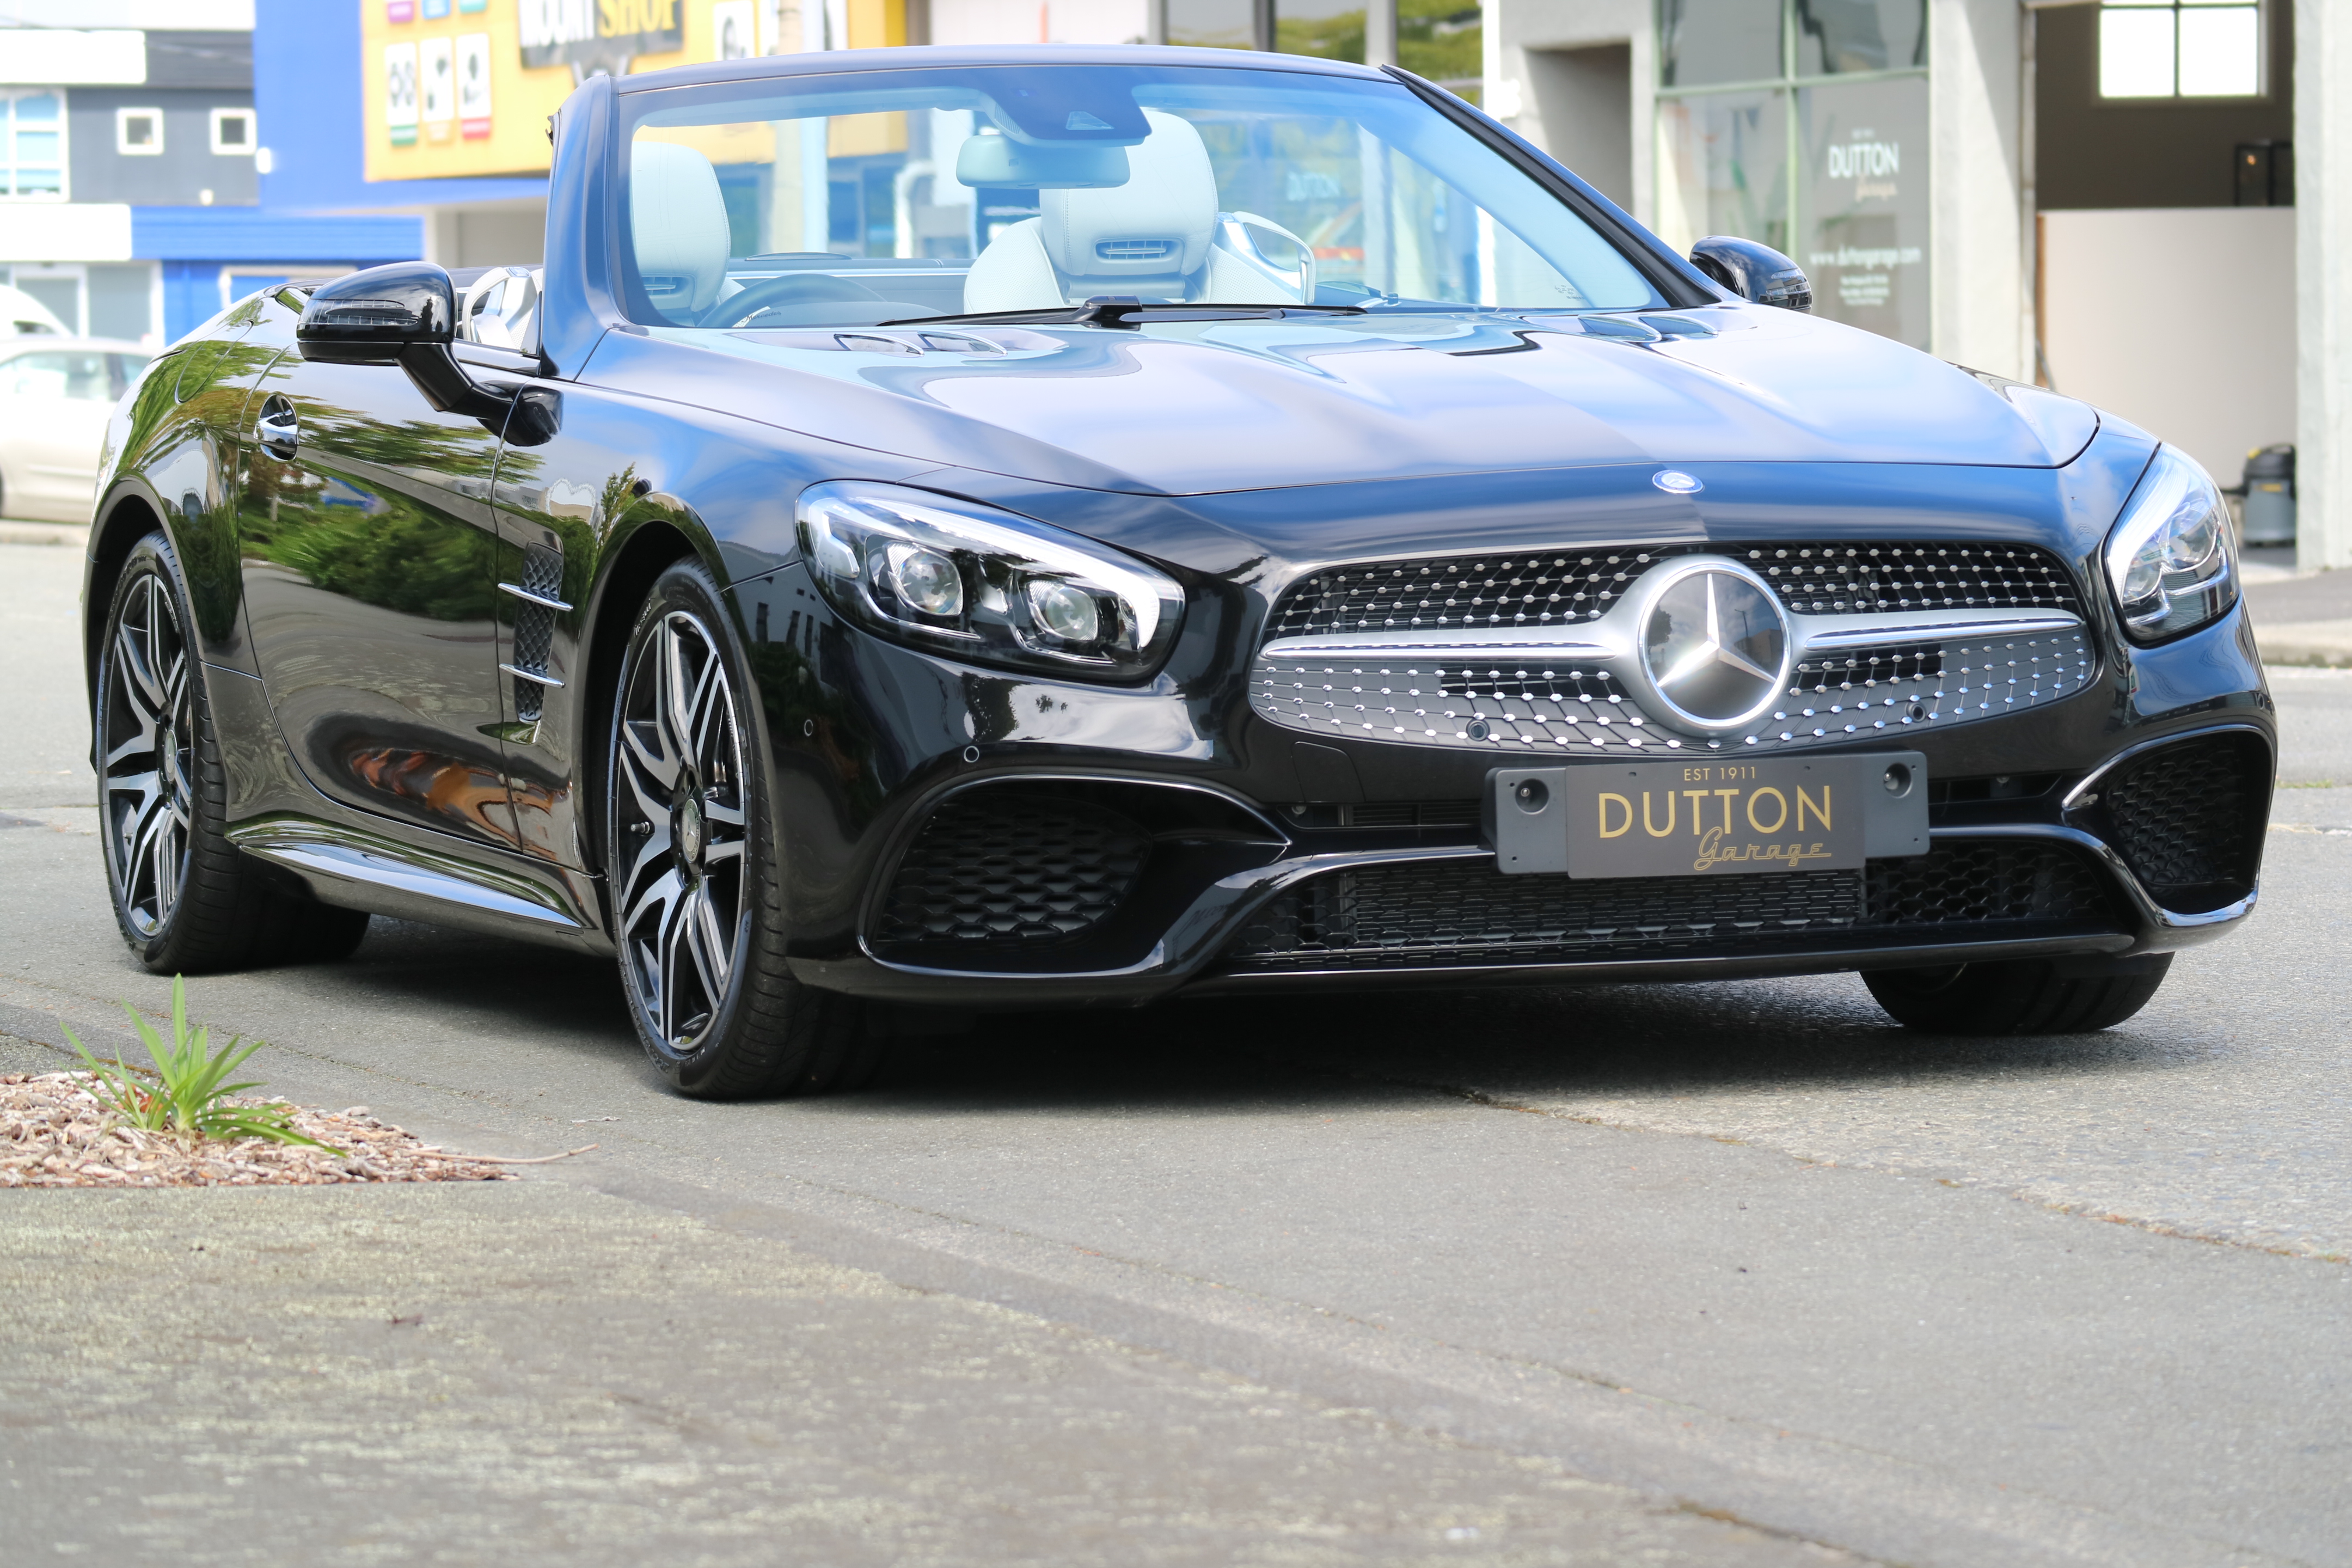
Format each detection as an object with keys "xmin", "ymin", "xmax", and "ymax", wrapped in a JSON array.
[{"xmin": 1487, "ymin": 755, "xmax": 1926, "ymax": 877}]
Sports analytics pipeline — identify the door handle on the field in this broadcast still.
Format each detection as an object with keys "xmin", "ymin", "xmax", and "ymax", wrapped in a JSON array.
[{"xmin": 256, "ymin": 396, "xmax": 298, "ymax": 458}]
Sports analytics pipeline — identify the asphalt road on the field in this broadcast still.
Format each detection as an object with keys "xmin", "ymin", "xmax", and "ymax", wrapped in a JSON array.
[{"xmin": 3, "ymin": 540, "xmax": 2348, "ymax": 1567}]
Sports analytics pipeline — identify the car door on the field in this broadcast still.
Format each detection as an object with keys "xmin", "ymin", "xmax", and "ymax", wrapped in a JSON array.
[
  {"xmin": 0, "ymin": 348, "xmax": 114, "ymax": 519},
  {"xmin": 236, "ymin": 341, "xmax": 518, "ymax": 852}
]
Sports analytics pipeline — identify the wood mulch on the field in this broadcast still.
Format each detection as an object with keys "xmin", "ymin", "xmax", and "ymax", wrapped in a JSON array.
[{"xmin": 1, "ymin": 1071, "xmax": 526, "ymax": 1187}]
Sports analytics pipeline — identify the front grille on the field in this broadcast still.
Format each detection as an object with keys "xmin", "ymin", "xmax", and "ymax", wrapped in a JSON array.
[
  {"xmin": 1252, "ymin": 542, "xmax": 2092, "ymax": 759},
  {"xmin": 2100, "ymin": 732, "xmax": 2270, "ymax": 911},
  {"xmin": 875, "ymin": 794, "xmax": 1152, "ymax": 951},
  {"xmin": 1263, "ymin": 541, "xmax": 2080, "ymax": 643},
  {"xmin": 1224, "ymin": 841, "xmax": 2121, "ymax": 971},
  {"xmin": 1250, "ymin": 630, "xmax": 2092, "ymax": 756},
  {"xmin": 1736, "ymin": 543, "xmax": 2082, "ymax": 616},
  {"xmin": 1266, "ymin": 549, "xmax": 1676, "ymax": 639}
]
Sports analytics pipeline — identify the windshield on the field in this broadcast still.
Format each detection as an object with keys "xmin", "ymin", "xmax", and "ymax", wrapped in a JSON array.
[{"xmin": 616, "ymin": 63, "xmax": 1662, "ymax": 330}]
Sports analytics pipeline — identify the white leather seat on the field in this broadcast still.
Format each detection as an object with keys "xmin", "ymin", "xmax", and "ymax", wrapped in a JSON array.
[
  {"xmin": 630, "ymin": 139, "xmax": 733, "ymax": 323},
  {"xmin": 964, "ymin": 110, "xmax": 1298, "ymax": 313}
]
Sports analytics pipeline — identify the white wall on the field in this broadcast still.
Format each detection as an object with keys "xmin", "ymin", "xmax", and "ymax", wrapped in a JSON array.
[
  {"xmin": 2041, "ymin": 207, "xmax": 2296, "ymax": 487},
  {"xmin": 1485, "ymin": 0, "xmax": 1651, "ymax": 224},
  {"xmin": 1930, "ymin": 0, "xmax": 2025, "ymax": 380},
  {"xmin": 2295, "ymin": 0, "xmax": 2352, "ymax": 570},
  {"xmin": 928, "ymin": 0, "xmax": 1149, "ymax": 46}
]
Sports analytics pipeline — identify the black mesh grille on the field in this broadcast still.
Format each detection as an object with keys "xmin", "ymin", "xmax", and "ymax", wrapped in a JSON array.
[
  {"xmin": 510, "ymin": 544, "xmax": 564, "ymax": 723},
  {"xmin": 876, "ymin": 794, "xmax": 1152, "ymax": 950},
  {"xmin": 1734, "ymin": 542, "xmax": 2081, "ymax": 616},
  {"xmin": 1226, "ymin": 841, "xmax": 2121, "ymax": 971},
  {"xmin": 1263, "ymin": 542, "xmax": 2081, "ymax": 644},
  {"xmin": 2100, "ymin": 732, "xmax": 2270, "ymax": 910}
]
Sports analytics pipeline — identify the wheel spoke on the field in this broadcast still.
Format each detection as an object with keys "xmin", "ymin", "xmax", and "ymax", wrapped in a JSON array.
[
  {"xmin": 658, "ymin": 620, "xmax": 701, "ymax": 777},
  {"xmin": 618, "ymin": 818, "xmax": 675, "ymax": 906},
  {"xmin": 621, "ymin": 715, "xmax": 679, "ymax": 795},
  {"xmin": 114, "ymin": 617, "xmax": 164, "ymax": 720},
  {"xmin": 657, "ymin": 880, "xmax": 700, "ymax": 1043},
  {"xmin": 687, "ymin": 884, "xmax": 731, "ymax": 999}
]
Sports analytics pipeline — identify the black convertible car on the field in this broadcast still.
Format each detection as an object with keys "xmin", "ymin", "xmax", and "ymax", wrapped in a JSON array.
[{"xmin": 86, "ymin": 46, "xmax": 2270, "ymax": 1097}]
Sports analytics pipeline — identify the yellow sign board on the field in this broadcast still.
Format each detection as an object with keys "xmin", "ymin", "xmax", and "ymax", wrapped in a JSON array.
[{"xmin": 362, "ymin": 0, "xmax": 906, "ymax": 182}]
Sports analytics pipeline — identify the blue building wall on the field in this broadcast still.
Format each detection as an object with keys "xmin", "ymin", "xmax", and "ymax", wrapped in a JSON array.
[
  {"xmin": 137, "ymin": 209, "xmax": 425, "ymax": 343},
  {"xmin": 253, "ymin": 0, "xmax": 548, "ymax": 213}
]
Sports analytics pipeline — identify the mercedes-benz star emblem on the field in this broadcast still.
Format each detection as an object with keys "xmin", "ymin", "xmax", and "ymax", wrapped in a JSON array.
[
  {"xmin": 1639, "ymin": 566, "xmax": 1788, "ymax": 728},
  {"xmin": 1652, "ymin": 469, "xmax": 1703, "ymax": 495}
]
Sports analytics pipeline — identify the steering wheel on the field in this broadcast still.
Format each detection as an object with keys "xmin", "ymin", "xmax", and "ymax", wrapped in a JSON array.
[
  {"xmin": 698, "ymin": 272, "xmax": 885, "ymax": 328},
  {"xmin": 1210, "ymin": 212, "xmax": 1320, "ymax": 305}
]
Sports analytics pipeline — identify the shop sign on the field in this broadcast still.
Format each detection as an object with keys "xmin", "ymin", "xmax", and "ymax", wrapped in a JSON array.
[{"xmin": 520, "ymin": 1, "xmax": 686, "ymax": 75}]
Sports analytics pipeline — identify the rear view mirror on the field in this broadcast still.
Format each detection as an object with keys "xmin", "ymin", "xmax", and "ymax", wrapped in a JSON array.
[
  {"xmin": 1690, "ymin": 236, "xmax": 1813, "ymax": 313},
  {"xmin": 955, "ymin": 133, "xmax": 1128, "ymax": 189}
]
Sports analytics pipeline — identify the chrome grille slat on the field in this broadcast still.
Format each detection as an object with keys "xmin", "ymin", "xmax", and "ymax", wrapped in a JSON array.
[{"xmin": 1251, "ymin": 538, "xmax": 2097, "ymax": 756}]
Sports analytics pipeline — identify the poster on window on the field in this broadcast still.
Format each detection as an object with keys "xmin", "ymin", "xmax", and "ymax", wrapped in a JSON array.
[
  {"xmin": 1798, "ymin": 77, "xmax": 1930, "ymax": 351},
  {"xmin": 458, "ymin": 32, "xmax": 492, "ymax": 139},
  {"xmin": 420, "ymin": 35, "xmax": 454, "ymax": 139},
  {"xmin": 384, "ymin": 41, "xmax": 418, "ymax": 146}
]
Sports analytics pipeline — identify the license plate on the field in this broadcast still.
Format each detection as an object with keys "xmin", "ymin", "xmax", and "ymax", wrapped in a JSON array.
[{"xmin": 1487, "ymin": 753, "xmax": 1928, "ymax": 877}]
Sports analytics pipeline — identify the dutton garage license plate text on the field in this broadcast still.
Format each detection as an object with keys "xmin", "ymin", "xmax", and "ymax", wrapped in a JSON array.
[{"xmin": 1488, "ymin": 756, "xmax": 1924, "ymax": 878}]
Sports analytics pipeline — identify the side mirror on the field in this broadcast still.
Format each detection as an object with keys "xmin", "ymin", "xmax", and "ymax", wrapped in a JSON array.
[
  {"xmin": 1690, "ymin": 236, "xmax": 1813, "ymax": 313},
  {"xmin": 297, "ymin": 261, "xmax": 512, "ymax": 420}
]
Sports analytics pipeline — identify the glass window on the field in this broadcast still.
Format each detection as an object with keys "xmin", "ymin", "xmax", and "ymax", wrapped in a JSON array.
[
  {"xmin": 1799, "ymin": 77, "xmax": 1927, "ymax": 347},
  {"xmin": 212, "ymin": 107, "xmax": 258, "ymax": 155},
  {"xmin": 2, "ymin": 91, "xmax": 67, "ymax": 200},
  {"xmin": 2100, "ymin": 1, "xmax": 2262, "ymax": 100},
  {"xmin": 1794, "ymin": 0, "xmax": 1927, "ymax": 77},
  {"xmin": 617, "ymin": 64, "xmax": 1661, "ymax": 329},
  {"xmin": 1661, "ymin": 0, "xmax": 1783, "ymax": 88},
  {"xmin": 1166, "ymin": 0, "xmax": 1258, "ymax": 48},
  {"xmin": 1657, "ymin": 91, "xmax": 1789, "ymax": 256},
  {"xmin": 117, "ymin": 107, "xmax": 164, "ymax": 156},
  {"xmin": 1656, "ymin": 0, "xmax": 1928, "ymax": 349},
  {"xmin": 0, "ymin": 350, "xmax": 113, "ymax": 401}
]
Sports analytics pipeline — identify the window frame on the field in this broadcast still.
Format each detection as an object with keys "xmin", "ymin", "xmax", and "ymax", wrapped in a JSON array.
[
  {"xmin": 2096, "ymin": 0, "xmax": 2269, "ymax": 103},
  {"xmin": 2, "ymin": 88, "xmax": 70, "ymax": 203},
  {"xmin": 210, "ymin": 106, "xmax": 258, "ymax": 156},
  {"xmin": 116, "ymin": 106, "xmax": 166, "ymax": 157}
]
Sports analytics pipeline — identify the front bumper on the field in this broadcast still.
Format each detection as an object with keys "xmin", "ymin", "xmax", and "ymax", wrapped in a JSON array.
[{"xmin": 747, "ymin": 575, "xmax": 2271, "ymax": 1008}]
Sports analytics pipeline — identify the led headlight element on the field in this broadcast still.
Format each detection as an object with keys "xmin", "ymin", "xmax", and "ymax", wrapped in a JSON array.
[
  {"xmin": 796, "ymin": 481, "xmax": 1185, "ymax": 679},
  {"xmin": 2104, "ymin": 447, "xmax": 2239, "ymax": 645}
]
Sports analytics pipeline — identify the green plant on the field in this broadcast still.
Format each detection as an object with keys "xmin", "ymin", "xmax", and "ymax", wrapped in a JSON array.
[{"xmin": 64, "ymin": 977, "xmax": 342, "ymax": 1152}]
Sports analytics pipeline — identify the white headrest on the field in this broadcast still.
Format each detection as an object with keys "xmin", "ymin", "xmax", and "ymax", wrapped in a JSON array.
[
  {"xmin": 630, "ymin": 139, "xmax": 731, "ymax": 317},
  {"xmin": 1038, "ymin": 109, "xmax": 1218, "ymax": 281}
]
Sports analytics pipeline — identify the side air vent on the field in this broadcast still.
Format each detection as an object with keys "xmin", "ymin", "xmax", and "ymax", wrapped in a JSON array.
[{"xmin": 498, "ymin": 544, "xmax": 570, "ymax": 721}]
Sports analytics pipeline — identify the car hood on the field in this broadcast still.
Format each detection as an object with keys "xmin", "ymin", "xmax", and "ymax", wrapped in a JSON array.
[{"xmin": 583, "ymin": 304, "xmax": 2098, "ymax": 497}]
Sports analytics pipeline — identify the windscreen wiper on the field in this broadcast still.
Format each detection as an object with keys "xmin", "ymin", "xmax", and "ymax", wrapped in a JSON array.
[{"xmin": 878, "ymin": 298, "xmax": 1368, "ymax": 330}]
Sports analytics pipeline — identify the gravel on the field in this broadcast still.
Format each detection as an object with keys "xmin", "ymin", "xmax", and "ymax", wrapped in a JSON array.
[{"xmin": 1, "ymin": 1070, "xmax": 522, "ymax": 1186}]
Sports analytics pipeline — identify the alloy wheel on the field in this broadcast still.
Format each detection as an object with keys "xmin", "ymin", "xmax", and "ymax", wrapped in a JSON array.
[
  {"xmin": 100, "ymin": 566, "xmax": 195, "ymax": 938},
  {"xmin": 615, "ymin": 609, "xmax": 750, "ymax": 1053}
]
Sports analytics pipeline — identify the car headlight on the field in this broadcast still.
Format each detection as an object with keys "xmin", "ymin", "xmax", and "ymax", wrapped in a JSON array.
[
  {"xmin": 795, "ymin": 481, "xmax": 1185, "ymax": 679},
  {"xmin": 2104, "ymin": 447, "xmax": 2239, "ymax": 644}
]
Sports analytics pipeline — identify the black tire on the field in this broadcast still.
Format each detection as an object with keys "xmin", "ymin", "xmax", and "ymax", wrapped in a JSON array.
[
  {"xmin": 1863, "ymin": 954, "xmax": 2171, "ymax": 1035},
  {"xmin": 606, "ymin": 559, "xmax": 877, "ymax": 1099},
  {"xmin": 95, "ymin": 531, "xmax": 370, "ymax": 972}
]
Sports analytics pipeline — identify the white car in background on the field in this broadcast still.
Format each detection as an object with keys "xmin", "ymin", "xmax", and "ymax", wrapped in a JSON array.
[{"xmin": 0, "ymin": 336, "xmax": 152, "ymax": 524}]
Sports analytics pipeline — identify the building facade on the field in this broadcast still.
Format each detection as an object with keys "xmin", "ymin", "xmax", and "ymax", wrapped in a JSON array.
[
  {"xmin": 0, "ymin": 2, "xmax": 420, "ymax": 346},
  {"xmin": 1485, "ymin": 0, "xmax": 2345, "ymax": 569}
]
